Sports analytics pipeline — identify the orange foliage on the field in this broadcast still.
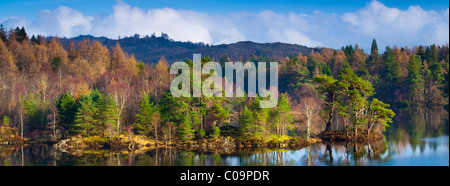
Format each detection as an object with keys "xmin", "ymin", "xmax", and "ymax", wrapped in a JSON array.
[{"xmin": 73, "ymin": 82, "xmax": 91, "ymax": 100}]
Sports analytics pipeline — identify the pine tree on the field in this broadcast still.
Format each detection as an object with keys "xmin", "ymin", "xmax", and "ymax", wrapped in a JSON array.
[
  {"xmin": 336, "ymin": 68, "xmax": 374, "ymax": 136},
  {"xmin": 251, "ymin": 95, "xmax": 268, "ymax": 139},
  {"xmin": 367, "ymin": 39, "xmax": 380, "ymax": 75},
  {"xmin": 313, "ymin": 74, "xmax": 339, "ymax": 131},
  {"xmin": 366, "ymin": 98, "xmax": 395, "ymax": 138},
  {"xmin": 73, "ymin": 95, "xmax": 98, "ymax": 136},
  {"xmin": 406, "ymin": 55, "xmax": 424, "ymax": 105},
  {"xmin": 381, "ymin": 46, "xmax": 402, "ymax": 101},
  {"xmin": 239, "ymin": 105, "xmax": 254, "ymax": 139},
  {"xmin": 57, "ymin": 93, "xmax": 78, "ymax": 135},
  {"xmin": 100, "ymin": 95, "xmax": 119, "ymax": 141},
  {"xmin": 0, "ymin": 24, "xmax": 6, "ymax": 42},
  {"xmin": 177, "ymin": 112, "xmax": 195, "ymax": 141},
  {"xmin": 274, "ymin": 93, "xmax": 293, "ymax": 138}
]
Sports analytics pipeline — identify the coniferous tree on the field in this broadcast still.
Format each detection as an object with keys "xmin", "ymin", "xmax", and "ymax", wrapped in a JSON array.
[
  {"xmin": 177, "ymin": 112, "xmax": 195, "ymax": 141},
  {"xmin": 274, "ymin": 94, "xmax": 293, "ymax": 138},
  {"xmin": 100, "ymin": 95, "xmax": 119, "ymax": 140},
  {"xmin": 135, "ymin": 94, "xmax": 157, "ymax": 136},
  {"xmin": 0, "ymin": 24, "xmax": 6, "ymax": 42},
  {"xmin": 239, "ymin": 105, "xmax": 254, "ymax": 139},
  {"xmin": 73, "ymin": 95, "xmax": 98, "ymax": 136},
  {"xmin": 366, "ymin": 98, "xmax": 395, "ymax": 138},
  {"xmin": 367, "ymin": 39, "xmax": 380, "ymax": 76},
  {"xmin": 406, "ymin": 55, "xmax": 424, "ymax": 105},
  {"xmin": 313, "ymin": 74, "xmax": 339, "ymax": 131},
  {"xmin": 57, "ymin": 93, "xmax": 78, "ymax": 135}
]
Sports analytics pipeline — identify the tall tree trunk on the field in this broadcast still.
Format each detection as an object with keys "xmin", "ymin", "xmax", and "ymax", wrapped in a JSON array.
[
  {"xmin": 306, "ymin": 117, "xmax": 310, "ymax": 141},
  {"xmin": 154, "ymin": 122, "xmax": 158, "ymax": 146},
  {"xmin": 325, "ymin": 107, "xmax": 334, "ymax": 132},
  {"xmin": 20, "ymin": 104, "xmax": 23, "ymax": 140}
]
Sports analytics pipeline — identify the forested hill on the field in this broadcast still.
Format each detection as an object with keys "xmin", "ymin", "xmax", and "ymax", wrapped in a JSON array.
[{"xmin": 57, "ymin": 34, "xmax": 320, "ymax": 64}]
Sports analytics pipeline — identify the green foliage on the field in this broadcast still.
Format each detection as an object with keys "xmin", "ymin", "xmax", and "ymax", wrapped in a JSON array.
[
  {"xmin": 99, "ymin": 95, "xmax": 119, "ymax": 138},
  {"xmin": 136, "ymin": 60, "xmax": 145, "ymax": 74},
  {"xmin": 73, "ymin": 95, "xmax": 98, "ymax": 136},
  {"xmin": 24, "ymin": 93, "xmax": 50, "ymax": 133},
  {"xmin": 57, "ymin": 93, "xmax": 78, "ymax": 134},
  {"xmin": 210, "ymin": 101, "xmax": 230, "ymax": 126},
  {"xmin": 282, "ymin": 56, "xmax": 311, "ymax": 90},
  {"xmin": 1, "ymin": 116, "xmax": 10, "ymax": 127},
  {"xmin": 198, "ymin": 128, "xmax": 206, "ymax": 138},
  {"xmin": 135, "ymin": 94, "xmax": 157, "ymax": 135},
  {"xmin": 319, "ymin": 62, "xmax": 332, "ymax": 76},
  {"xmin": 272, "ymin": 94, "xmax": 294, "ymax": 137},
  {"xmin": 336, "ymin": 68, "xmax": 375, "ymax": 130},
  {"xmin": 239, "ymin": 106, "xmax": 255, "ymax": 138},
  {"xmin": 379, "ymin": 46, "xmax": 402, "ymax": 101},
  {"xmin": 56, "ymin": 91, "xmax": 120, "ymax": 137},
  {"xmin": 313, "ymin": 74, "xmax": 339, "ymax": 131},
  {"xmin": 406, "ymin": 55, "xmax": 424, "ymax": 104},
  {"xmin": 367, "ymin": 98, "xmax": 395, "ymax": 131},
  {"xmin": 51, "ymin": 56, "xmax": 61, "ymax": 71},
  {"xmin": 159, "ymin": 92, "xmax": 189, "ymax": 127},
  {"xmin": 210, "ymin": 127, "xmax": 220, "ymax": 138},
  {"xmin": 177, "ymin": 112, "xmax": 195, "ymax": 141},
  {"xmin": 307, "ymin": 57, "xmax": 319, "ymax": 77}
]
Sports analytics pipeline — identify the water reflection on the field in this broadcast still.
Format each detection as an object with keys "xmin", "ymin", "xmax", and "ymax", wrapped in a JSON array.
[{"xmin": 0, "ymin": 108, "xmax": 448, "ymax": 166}]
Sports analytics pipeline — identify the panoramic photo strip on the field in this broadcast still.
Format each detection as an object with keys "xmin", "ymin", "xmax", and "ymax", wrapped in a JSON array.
[{"xmin": 0, "ymin": 0, "xmax": 449, "ymax": 183}]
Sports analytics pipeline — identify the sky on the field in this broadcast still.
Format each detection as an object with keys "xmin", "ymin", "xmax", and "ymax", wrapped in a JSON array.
[{"xmin": 0, "ymin": 0, "xmax": 449, "ymax": 51}]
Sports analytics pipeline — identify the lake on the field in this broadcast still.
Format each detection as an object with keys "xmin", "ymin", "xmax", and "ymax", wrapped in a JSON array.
[{"xmin": 0, "ymin": 108, "xmax": 448, "ymax": 166}]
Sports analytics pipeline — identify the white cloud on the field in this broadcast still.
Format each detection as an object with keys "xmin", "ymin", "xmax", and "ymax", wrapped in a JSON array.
[
  {"xmin": 93, "ymin": 1, "xmax": 213, "ymax": 43},
  {"xmin": 1, "ymin": 0, "xmax": 448, "ymax": 50},
  {"xmin": 341, "ymin": 0, "xmax": 449, "ymax": 49}
]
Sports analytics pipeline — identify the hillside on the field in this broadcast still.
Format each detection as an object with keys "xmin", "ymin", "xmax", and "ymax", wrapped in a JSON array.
[{"xmin": 58, "ymin": 34, "xmax": 321, "ymax": 64}]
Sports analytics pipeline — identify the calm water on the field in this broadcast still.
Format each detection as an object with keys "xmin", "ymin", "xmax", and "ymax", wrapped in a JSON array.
[{"xmin": 1, "ymin": 108, "xmax": 448, "ymax": 166}]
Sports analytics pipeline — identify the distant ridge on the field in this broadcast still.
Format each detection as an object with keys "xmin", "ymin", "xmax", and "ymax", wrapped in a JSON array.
[{"xmin": 56, "ymin": 34, "xmax": 321, "ymax": 64}]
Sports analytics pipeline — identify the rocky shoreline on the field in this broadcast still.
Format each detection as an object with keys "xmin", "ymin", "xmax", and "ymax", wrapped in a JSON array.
[
  {"xmin": 51, "ymin": 134, "xmax": 322, "ymax": 155},
  {"xmin": 3, "ymin": 128, "xmax": 384, "ymax": 155},
  {"xmin": 319, "ymin": 129, "xmax": 383, "ymax": 143}
]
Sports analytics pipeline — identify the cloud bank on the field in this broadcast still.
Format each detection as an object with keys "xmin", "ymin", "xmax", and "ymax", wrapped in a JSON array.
[{"xmin": 1, "ymin": 0, "xmax": 448, "ymax": 51}]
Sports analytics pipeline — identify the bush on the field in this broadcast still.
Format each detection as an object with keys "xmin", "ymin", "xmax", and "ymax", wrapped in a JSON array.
[
  {"xmin": 198, "ymin": 128, "xmax": 206, "ymax": 138},
  {"xmin": 210, "ymin": 127, "xmax": 220, "ymax": 139}
]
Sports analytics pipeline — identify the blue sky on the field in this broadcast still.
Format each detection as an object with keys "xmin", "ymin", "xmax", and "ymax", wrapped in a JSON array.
[
  {"xmin": 1, "ymin": 0, "xmax": 448, "ymax": 17},
  {"xmin": 1, "ymin": 0, "xmax": 449, "ymax": 50}
]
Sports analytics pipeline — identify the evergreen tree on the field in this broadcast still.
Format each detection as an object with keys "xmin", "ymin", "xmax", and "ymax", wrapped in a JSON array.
[
  {"xmin": 159, "ymin": 92, "xmax": 189, "ymax": 127},
  {"xmin": 336, "ymin": 68, "xmax": 374, "ymax": 135},
  {"xmin": 135, "ymin": 94, "xmax": 157, "ymax": 135},
  {"xmin": 366, "ymin": 98, "xmax": 395, "ymax": 138},
  {"xmin": 23, "ymin": 93, "xmax": 50, "ymax": 134},
  {"xmin": 177, "ymin": 112, "xmax": 195, "ymax": 141},
  {"xmin": 0, "ymin": 24, "xmax": 7, "ymax": 43},
  {"xmin": 274, "ymin": 94, "xmax": 293, "ymax": 138},
  {"xmin": 313, "ymin": 74, "xmax": 339, "ymax": 131},
  {"xmin": 368, "ymin": 39, "xmax": 380, "ymax": 75},
  {"xmin": 251, "ymin": 95, "xmax": 269, "ymax": 139},
  {"xmin": 2, "ymin": 116, "xmax": 10, "ymax": 127},
  {"xmin": 73, "ymin": 95, "xmax": 98, "ymax": 136},
  {"xmin": 239, "ymin": 105, "xmax": 254, "ymax": 139},
  {"xmin": 380, "ymin": 46, "xmax": 402, "ymax": 101},
  {"xmin": 57, "ymin": 93, "xmax": 78, "ymax": 135},
  {"xmin": 406, "ymin": 55, "xmax": 424, "ymax": 105},
  {"xmin": 100, "ymin": 95, "xmax": 119, "ymax": 140}
]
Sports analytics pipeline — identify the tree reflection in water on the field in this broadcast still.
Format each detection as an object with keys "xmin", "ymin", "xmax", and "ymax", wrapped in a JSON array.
[{"xmin": 0, "ymin": 108, "xmax": 448, "ymax": 166}]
